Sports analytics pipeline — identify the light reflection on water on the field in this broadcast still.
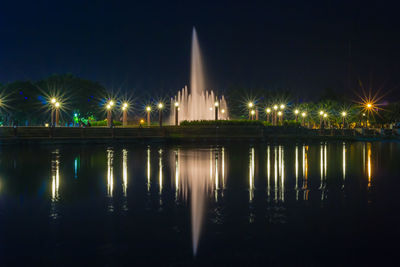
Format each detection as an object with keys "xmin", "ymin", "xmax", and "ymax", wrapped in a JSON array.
[{"xmin": 38, "ymin": 142, "xmax": 380, "ymax": 256}]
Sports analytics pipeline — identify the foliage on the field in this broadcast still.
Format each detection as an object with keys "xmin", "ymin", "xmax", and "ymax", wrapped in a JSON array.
[
  {"xmin": 180, "ymin": 120, "xmax": 264, "ymax": 126},
  {"xmin": 90, "ymin": 120, "xmax": 122, "ymax": 126}
]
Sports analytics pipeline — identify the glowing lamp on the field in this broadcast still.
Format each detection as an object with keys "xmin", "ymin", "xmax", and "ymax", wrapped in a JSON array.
[
  {"xmin": 55, "ymin": 102, "xmax": 60, "ymax": 108},
  {"xmin": 280, "ymin": 104, "xmax": 285, "ymax": 109},
  {"xmin": 266, "ymin": 108, "xmax": 271, "ymax": 113},
  {"xmin": 158, "ymin": 103, "xmax": 164, "ymax": 109},
  {"xmin": 342, "ymin": 111, "xmax": 347, "ymax": 117},
  {"xmin": 294, "ymin": 109, "xmax": 299, "ymax": 114},
  {"xmin": 174, "ymin": 102, "xmax": 179, "ymax": 107},
  {"xmin": 277, "ymin": 111, "xmax": 282, "ymax": 116},
  {"xmin": 273, "ymin": 105, "xmax": 278, "ymax": 110},
  {"xmin": 146, "ymin": 106, "xmax": 151, "ymax": 112},
  {"xmin": 302, "ymin": 112, "xmax": 306, "ymax": 117},
  {"xmin": 214, "ymin": 102, "xmax": 219, "ymax": 107}
]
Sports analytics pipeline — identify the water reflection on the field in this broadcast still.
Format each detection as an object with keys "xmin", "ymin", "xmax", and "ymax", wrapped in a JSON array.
[
  {"xmin": 320, "ymin": 143, "xmax": 327, "ymax": 200},
  {"xmin": 74, "ymin": 156, "xmax": 80, "ymax": 179},
  {"xmin": 367, "ymin": 143, "xmax": 372, "ymax": 188},
  {"xmin": 50, "ymin": 149, "xmax": 60, "ymax": 219},
  {"xmin": 267, "ymin": 146, "xmax": 271, "ymax": 199},
  {"xmin": 302, "ymin": 145, "xmax": 309, "ymax": 200},
  {"xmin": 122, "ymin": 149, "xmax": 128, "ymax": 197},
  {"xmin": 107, "ymin": 148, "xmax": 114, "ymax": 212},
  {"xmin": 173, "ymin": 147, "xmax": 227, "ymax": 255},
  {"xmin": 147, "ymin": 146, "xmax": 151, "ymax": 193},
  {"xmin": 122, "ymin": 149, "xmax": 128, "ymax": 211},
  {"xmin": 159, "ymin": 149, "xmax": 163, "ymax": 206},
  {"xmin": 249, "ymin": 147, "xmax": 255, "ymax": 202},
  {"xmin": 343, "ymin": 143, "xmax": 346, "ymax": 188}
]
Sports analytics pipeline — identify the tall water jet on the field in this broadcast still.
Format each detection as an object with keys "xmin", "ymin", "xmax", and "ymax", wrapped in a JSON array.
[{"xmin": 170, "ymin": 28, "xmax": 228, "ymax": 123}]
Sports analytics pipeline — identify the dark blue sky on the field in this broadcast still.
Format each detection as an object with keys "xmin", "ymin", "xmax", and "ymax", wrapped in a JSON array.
[{"xmin": 0, "ymin": 0, "xmax": 399, "ymax": 99}]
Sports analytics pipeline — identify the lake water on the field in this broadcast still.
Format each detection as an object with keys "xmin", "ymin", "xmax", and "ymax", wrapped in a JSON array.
[{"xmin": 1, "ymin": 141, "xmax": 399, "ymax": 266}]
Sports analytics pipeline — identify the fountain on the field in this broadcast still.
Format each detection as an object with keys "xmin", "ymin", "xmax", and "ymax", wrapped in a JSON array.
[{"xmin": 170, "ymin": 28, "xmax": 228, "ymax": 124}]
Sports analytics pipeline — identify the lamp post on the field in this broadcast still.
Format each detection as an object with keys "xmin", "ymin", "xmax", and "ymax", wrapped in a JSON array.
[
  {"xmin": 248, "ymin": 102, "xmax": 254, "ymax": 120},
  {"xmin": 221, "ymin": 108, "xmax": 225, "ymax": 120},
  {"xmin": 301, "ymin": 112, "xmax": 307, "ymax": 127},
  {"xmin": 106, "ymin": 100, "xmax": 114, "ymax": 127},
  {"xmin": 214, "ymin": 101, "xmax": 219, "ymax": 120},
  {"xmin": 174, "ymin": 102, "xmax": 179, "ymax": 126},
  {"xmin": 319, "ymin": 111, "xmax": 324, "ymax": 129},
  {"xmin": 146, "ymin": 106, "xmax": 151, "ymax": 126},
  {"xmin": 54, "ymin": 102, "xmax": 60, "ymax": 126},
  {"xmin": 158, "ymin": 103, "xmax": 164, "ymax": 127},
  {"xmin": 294, "ymin": 109, "xmax": 299, "ymax": 122},
  {"xmin": 323, "ymin": 113, "xmax": 329, "ymax": 129},
  {"xmin": 251, "ymin": 110, "xmax": 255, "ymax": 120},
  {"xmin": 279, "ymin": 104, "xmax": 285, "ymax": 122},
  {"xmin": 273, "ymin": 105, "xmax": 278, "ymax": 125},
  {"xmin": 277, "ymin": 111, "xmax": 282, "ymax": 125},
  {"xmin": 50, "ymin": 98, "xmax": 56, "ymax": 126},
  {"xmin": 341, "ymin": 111, "xmax": 347, "ymax": 129},
  {"xmin": 266, "ymin": 108, "xmax": 271, "ymax": 124},
  {"xmin": 122, "ymin": 103, "xmax": 128, "ymax": 127}
]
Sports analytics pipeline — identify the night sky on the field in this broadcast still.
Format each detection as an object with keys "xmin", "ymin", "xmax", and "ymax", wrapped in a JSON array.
[{"xmin": 1, "ymin": 0, "xmax": 399, "ymax": 99}]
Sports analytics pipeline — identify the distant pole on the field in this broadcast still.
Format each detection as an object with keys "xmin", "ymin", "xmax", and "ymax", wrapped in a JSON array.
[
  {"xmin": 158, "ymin": 103, "xmax": 164, "ymax": 127},
  {"xmin": 107, "ymin": 109, "xmax": 112, "ymax": 127},
  {"xmin": 214, "ymin": 101, "xmax": 219, "ymax": 120},
  {"xmin": 55, "ymin": 102, "xmax": 60, "ymax": 127},
  {"xmin": 255, "ymin": 109, "xmax": 259, "ymax": 120},
  {"xmin": 122, "ymin": 110, "xmax": 127, "ymax": 127},
  {"xmin": 175, "ymin": 102, "xmax": 179, "ymax": 126},
  {"xmin": 122, "ymin": 103, "xmax": 128, "ymax": 127},
  {"xmin": 55, "ymin": 108, "xmax": 59, "ymax": 126},
  {"xmin": 51, "ymin": 109, "xmax": 54, "ymax": 126}
]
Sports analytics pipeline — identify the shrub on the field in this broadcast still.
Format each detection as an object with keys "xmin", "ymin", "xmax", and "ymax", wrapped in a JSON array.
[
  {"xmin": 90, "ymin": 120, "xmax": 122, "ymax": 127},
  {"xmin": 179, "ymin": 120, "xmax": 264, "ymax": 126}
]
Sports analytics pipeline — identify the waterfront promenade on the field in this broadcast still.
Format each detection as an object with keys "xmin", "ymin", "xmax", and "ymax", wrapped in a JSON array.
[{"xmin": 0, "ymin": 126, "xmax": 399, "ymax": 143}]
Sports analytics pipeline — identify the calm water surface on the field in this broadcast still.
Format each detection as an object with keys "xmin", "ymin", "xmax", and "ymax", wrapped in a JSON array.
[{"xmin": 1, "ymin": 141, "xmax": 400, "ymax": 266}]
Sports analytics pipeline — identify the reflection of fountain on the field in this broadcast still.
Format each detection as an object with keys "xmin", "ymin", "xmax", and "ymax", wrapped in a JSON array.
[
  {"xmin": 302, "ymin": 145, "xmax": 309, "ymax": 200},
  {"xmin": 50, "ymin": 149, "xmax": 60, "ymax": 220},
  {"xmin": 342, "ymin": 143, "xmax": 346, "ymax": 189},
  {"xmin": 172, "ymin": 147, "xmax": 227, "ymax": 256},
  {"xmin": 170, "ymin": 28, "xmax": 228, "ymax": 124}
]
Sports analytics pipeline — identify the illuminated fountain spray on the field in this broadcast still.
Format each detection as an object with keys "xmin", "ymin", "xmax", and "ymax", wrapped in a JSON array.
[{"xmin": 170, "ymin": 28, "xmax": 228, "ymax": 124}]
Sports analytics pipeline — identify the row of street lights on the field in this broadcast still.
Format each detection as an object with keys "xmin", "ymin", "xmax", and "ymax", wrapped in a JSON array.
[
  {"xmin": 247, "ymin": 102, "xmax": 355, "ymax": 128},
  {"xmin": 105, "ymin": 100, "xmax": 181, "ymax": 127}
]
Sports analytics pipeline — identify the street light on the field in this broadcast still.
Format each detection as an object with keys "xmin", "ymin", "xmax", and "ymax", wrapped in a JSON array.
[
  {"xmin": 273, "ymin": 105, "xmax": 278, "ymax": 125},
  {"xmin": 106, "ymin": 100, "xmax": 114, "ymax": 127},
  {"xmin": 319, "ymin": 110, "xmax": 324, "ymax": 129},
  {"xmin": 54, "ymin": 102, "xmax": 60, "ymax": 126},
  {"xmin": 341, "ymin": 111, "xmax": 347, "ymax": 129},
  {"xmin": 250, "ymin": 109, "xmax": 255, "ymax": 120},
  {"xmin": 157, "ymin": 102, "xmax": 164, "ymax": 127},
  {"xmin": 294, "ymin": 109, "xmax": 299, "ymax": 122},
  {"xmin": 248, "ymin": 102, "xmax": 254, "ymax": 119},
  {"xmin": 266, "ymin": 108, "xmax": 271, "ymax": 123},
  {"xmin": 122, "ymin": 102, "xmax": 129, "ymax": 127},
  {"xmin": 146, "ymin": 106, "xmax": 151, "ymax": 126},
  {"xmin": 301, "ymin": 112, "xmax": 307, "ymax": 127},
  {"xmin": 277, "ymin": 111, "xmax": 282, "ymax": 124},
  {"xmin": 174, "ymin": 102, "xmax": 179, "ymax": 126}
]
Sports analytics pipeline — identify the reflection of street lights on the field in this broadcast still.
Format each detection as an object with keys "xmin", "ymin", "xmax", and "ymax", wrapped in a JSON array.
[
  {"xmin": 266, "ymin": 108, "xmax": 271, "ymax": 123},
  {"xmin": 146, "ymin": 106, "xmax": 151, "ymax": 126},
  {"xmin": 341, "ymin": 111, "xmax": 347, "ymax": 129},
  {"xmin": 174, "ymin": 102, "xmax": 179, "ymax": 126},
  {"xmin": 122, "ymin": 103, "xmax": 129, "ymax": 127},
  {"xmin": 214, "ymin": 101, "xmax": 219, "ymax": 120},
  {"xmin": 157, "ymin": 103, "xmax": 164, "ymax": 127}
]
